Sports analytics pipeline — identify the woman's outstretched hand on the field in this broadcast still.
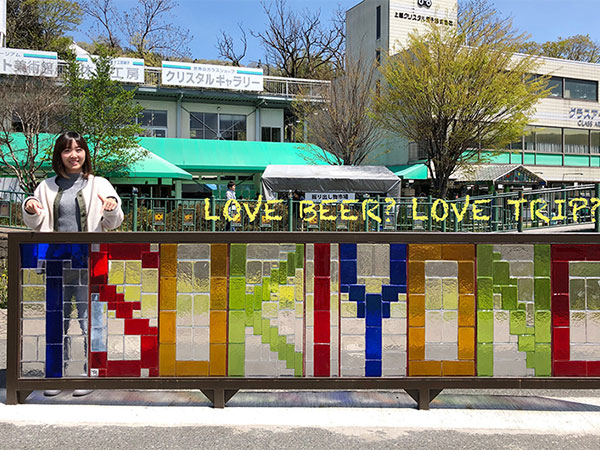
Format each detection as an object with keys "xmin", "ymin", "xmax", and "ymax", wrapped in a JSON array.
[
  {"xmin": 25, "ymin": 199, "xmax": 44, "ymax": 215},
  {"xmin": 98, "ymin": 194, "xmax": 117, "ymax": 211}
]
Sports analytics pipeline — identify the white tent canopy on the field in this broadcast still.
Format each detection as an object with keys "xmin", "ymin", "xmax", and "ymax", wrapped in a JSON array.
[{"xmin": 261, "ymin": 165, "xmax": 401, "ymax": 200}]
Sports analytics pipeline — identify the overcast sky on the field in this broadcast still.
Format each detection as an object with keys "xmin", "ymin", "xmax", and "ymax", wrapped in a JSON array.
[{"xmin": 71, "ymin": 0, "xmax": 600, "ymax": 63}]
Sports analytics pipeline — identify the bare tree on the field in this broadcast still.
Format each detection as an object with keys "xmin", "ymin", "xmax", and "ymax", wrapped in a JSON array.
[
  {"xmin": 292, "ymin": 56, "xmax": 383, "ymax": 165},
  {"xmin": 0, "ymin": 76, "xmax": 67, "ymax": 193},
  {"xmin": 81, "ymin": 0, "xmax": 191, "ymax": 60},
  {"xmin": 217, "ymin": 24, "xmax": 248, "ymax": 66},
  {"xmin": 80, "ymin": 0, "xmax": 122, "ymax": 50},
  {"xmin": 251, "ymin": 0, "xmax": 345, "ymax": 79}
]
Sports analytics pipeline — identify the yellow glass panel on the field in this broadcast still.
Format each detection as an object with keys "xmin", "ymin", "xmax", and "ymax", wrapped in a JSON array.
[
  {"xmin": 442, "ymin": 278, "xmax": 459, "ymax": 310},
  {"xmin": 22, "ymin": 286, "xmax": 45, "ymax": 302},
  {"xmin": 365, "ymin": 278, "xmax": 383, "ymax": 294},
  {"xmin": 160, "ymin": 277, "xmax": 177, "ymax": 310},
  {"xmin": 141, "ymin": 293, "xmax": 158, "ymax": 318},
  {"xmin": 116, "ymin": 285, "xmax": 124, "ymax": 294},
  {"xmin": 341, "ymin": 301, "xmax": 357, "ymax": 318},
  {"xmin": 279, "ymin": 286, "xmax": 294, "ymax": 309},
  {"xmin": 124, "ymin": 285, "xmax": 141, "ymax": 302},
  {"xmin": 177, "ymin": 261, "xmax": 193, "ymax": 293},
  {"xmin": 108, "ymin": 310, "xmax": 116, "ymax": 319},
  {"xmin": 125, "ymin": 260, "xmax": 141, "ymax": 284},
  {"xmin": 262, "ymin": 302, "xmax": 278, "ymax": 318},
  {"xmin": 193, "ymin": 294, "xmax": 210, "ymax": 316},
  {"xmin": 193, "ymin": 261, "xmax": 210, "ymax": 292},
  {"xmin": 108, "ymin": 261, "xmax": 124, "ymax": 285},
  {"xmin": 176, "ymin": 294, "xmax": 193, "ymax": 326},
  {"xmin": 141, "ymin": 269, "xmax": 158, "ymax": 293}
]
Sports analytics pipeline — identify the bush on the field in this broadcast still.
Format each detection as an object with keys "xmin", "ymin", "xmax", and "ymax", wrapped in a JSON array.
[{"xmin": 0, "ymin": 261, "xmax": 7, "ymax": 309}]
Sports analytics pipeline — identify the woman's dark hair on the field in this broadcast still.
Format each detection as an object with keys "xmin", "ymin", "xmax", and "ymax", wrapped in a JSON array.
[
  {"xmin": 227, "ymin": 181, "xmax": 236, "ymax": 189},
  {"xmin": 52, "ymin": 132, "xmax": 93, "ymax": 178}
]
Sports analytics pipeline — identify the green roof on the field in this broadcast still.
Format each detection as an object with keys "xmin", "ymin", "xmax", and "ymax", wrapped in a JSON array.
[
  {"xmin": 1, "ymin": 133, "xmax": 192, "ymax": 180},
  {"xmin": 388, "ymin": 163, "xmax": 429, "ymax": 180},
  {"xmin": 138, "ymin": 137, "xmax": 326, "ymax": 172}
]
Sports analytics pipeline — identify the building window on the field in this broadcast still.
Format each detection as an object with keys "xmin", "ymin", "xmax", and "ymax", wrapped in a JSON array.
[
  {"xmin": 190, "ymin": 112, "xmax": 218, "ymax": 139},
  {"xmin": 564, "ymin": 78, "xmax": 597, "ymax": 101},
  {"xmin": 262, "ymin": 127, "xmax": 282, "ymax": 142},
  {"xmin": 547, "ymin": 76, "xmax": 563, "ymax": 98},
  {"xmin": 592, "ymin": 131, "xmax": 600, "ymax": 154},
  {"xmin": 524, "ymin": 126, "xmax": 535, "ymax": 151},
  {"xmin": 376, "ymin": 5, "xmax": 381, "ymax": 40},
  {"xmin": 219, "ymin": 114, "xmax": 246, "ymax": 140},
  {"xmin": 139, "ymin": 109, "xmax": 167, "ymax": 138},
  {"xmin": 564, "ymin": 128, "xmax": 589, "ymax": 154},
  {"xmin": 190, "ymin": 113, "xmax": 247, "ymax": 140},
  {"xmin": 527, "ymin": 126, "xmax": 562, "ymax": 153}
]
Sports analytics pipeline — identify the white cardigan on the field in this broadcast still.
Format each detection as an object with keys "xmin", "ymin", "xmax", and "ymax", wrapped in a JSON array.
[{"xmin": 22, "ymin": 175, "xmax": 124, "ymax": 232}]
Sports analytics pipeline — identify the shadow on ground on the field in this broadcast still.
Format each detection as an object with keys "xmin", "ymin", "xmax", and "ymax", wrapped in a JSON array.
[{"xmin": 2, "ymin": 387, "xmax": 600, "ymax": 412}]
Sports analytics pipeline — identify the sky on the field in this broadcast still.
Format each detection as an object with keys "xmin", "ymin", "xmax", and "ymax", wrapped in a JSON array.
[{"xmin": 71, "ymin": 0, "xmax": 600, "ymax": 64}]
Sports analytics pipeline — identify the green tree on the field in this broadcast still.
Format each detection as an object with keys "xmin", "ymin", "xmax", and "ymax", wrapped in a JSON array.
[
  {"xmin": 520, "ymin": 34, "xmax": 600, "ymax": 63},
  {"xmin": 64, "ymin": 47, "xmax": 147, "ymax": 177},
  {"xmin": 6, "ymin": 0, "xmax": 81, "ymax": 56},
  {"xmin": 373, "ymin": 0, "xmax": 549, "ymax": 198}
]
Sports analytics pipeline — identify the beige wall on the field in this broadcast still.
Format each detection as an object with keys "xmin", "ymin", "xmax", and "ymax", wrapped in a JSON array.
[{"xmin": 135, "ymin": 98, "xmax": 284, "ymax": 140}]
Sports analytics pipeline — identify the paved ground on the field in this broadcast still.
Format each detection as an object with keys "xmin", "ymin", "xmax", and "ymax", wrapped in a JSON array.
[{"xmin": 3, "ymin": 309, "xmax": 600, "ymax": 448}]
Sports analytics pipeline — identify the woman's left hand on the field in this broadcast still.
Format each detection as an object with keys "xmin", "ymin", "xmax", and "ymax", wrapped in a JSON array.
[{"xmin": 98, "ymin": 194, "xmax": 118, "ymax": 211}]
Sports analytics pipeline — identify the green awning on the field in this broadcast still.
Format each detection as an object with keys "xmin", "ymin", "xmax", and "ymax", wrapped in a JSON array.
[
  {"xmin": 388, "ymin": 163, "xmax": 429, "ymax": 180},
  {"xmin": 138, "ymin": 137, "xmax": 327, "ymax": 172},
  {"xmin": 1, "ymin": 133, "xmax": 192, "ymax": 180},
  {"xmin": 114, "ymin": 149, "xmax": 192, "ymax": 180}
]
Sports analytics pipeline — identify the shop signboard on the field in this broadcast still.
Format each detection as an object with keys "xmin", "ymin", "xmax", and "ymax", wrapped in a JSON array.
[
  {"xmin": 161, "ymin": 61, "xmax": 263, "ymax": 91},
  {"xmin": 0, "ymin": 48, "xmax": 58, "ymax": 77},
  {"xmin": 76, "ymin": 56, "xmax": 145, "ymax": 83}
]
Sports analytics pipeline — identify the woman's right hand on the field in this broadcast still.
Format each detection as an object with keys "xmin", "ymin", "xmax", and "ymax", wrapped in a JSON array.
[{"xmin": 24, "ymin": 199, "xmax": 44, "ymax": 215}]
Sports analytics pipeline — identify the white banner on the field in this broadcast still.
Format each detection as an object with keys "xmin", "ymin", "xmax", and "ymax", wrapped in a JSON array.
[
  {"xmin": 305, "ymin": 192, "xmax": 356, "ymax": 202},
  {"xmin": 0, "ymin": 0, "xmax": 6, "ymax": 46},
  {"xmin": 76, "ymin": 56, "xmax": 145, "ymax": 83},
  {"xmin": 161, "ymin": 61, "xmax": 263, "ymax": 91},
  {"xmin": 0, "ymin": 48, "xmax": 58, "ymax": 77}
]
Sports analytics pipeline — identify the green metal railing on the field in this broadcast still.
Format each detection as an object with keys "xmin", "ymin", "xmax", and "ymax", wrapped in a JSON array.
[{"xmin": 3, "ymin": 184, "xmax": 598, "ymax": 232}]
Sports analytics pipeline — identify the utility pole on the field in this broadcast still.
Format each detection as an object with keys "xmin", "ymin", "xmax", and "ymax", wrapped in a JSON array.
[{"xmin": 0, "ymin": 0, "xmax": 6, "ymax": 48}]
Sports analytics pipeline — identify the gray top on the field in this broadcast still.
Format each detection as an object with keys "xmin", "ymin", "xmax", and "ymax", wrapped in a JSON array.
[
  {"xmin": 261, "ymin": 165, "xmax": 402, "ymax": 200},
  {"xmin": 55, "ymin": 173, "xmax": 88, "ymax": 232}
]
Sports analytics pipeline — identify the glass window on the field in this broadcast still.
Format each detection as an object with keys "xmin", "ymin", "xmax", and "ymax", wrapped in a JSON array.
[
  {"xmin": 376, "ymin": 5, "xmax": 381, "ymax": 40},
  {"xmin": 139, "ymin": 109, "xmax": 167, "ymax": 137},
  {"xmin": 564, "ymin": 128, "xmax": 589, "ymax": 154},
  {"xmin": 262, "ymin": 127, "xmax": 282, "ymax": 142},
  {"xmin": 524, "ymin": 126, "xmax": 535, "ymax": 151},
  {"xmin": 565, "ymin": 78, "xmax": 598, "ymax": 101},
  {"xmin": 547, "ymin": 76, "xmax": 563, "ymax": 98},
  {"xmin": 506, "ymin": 136, "xmax": 522, "ymax": 151},
  {"xmin": 591, "ymin": 131, "xmax": 600, "ymax": 153},
  {"xmin": 534, "ymin": 126, "xmax": 562, "ymax": 153},
  {"xmin": 219, "ymin": 114, "xmax": 246, "ymax": 140},
  {"xmin": 140, "ymin": 110, "xmax": 167, "ymax": 127},
  {"xmin": 190, "ymin": 112, "xmax": 218, "ymax": 139}
]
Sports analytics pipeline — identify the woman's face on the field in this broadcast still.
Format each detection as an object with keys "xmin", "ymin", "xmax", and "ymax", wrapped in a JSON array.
[{"xmin": 61, "ymin": 139, "xmax": 86, "ymax": 174}]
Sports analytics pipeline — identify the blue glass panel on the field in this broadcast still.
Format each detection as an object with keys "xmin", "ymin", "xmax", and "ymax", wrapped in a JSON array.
[
  {"xmin": 382, "ymin": 285, "xmax": 401, "ymax": 302},
  {"xmin": 357, "ymin": 302, "xmax": 366, "ymax": 318},
  {"xmin": 365, "ymin": 327, "xmax": 382, "ymax": 360},
  {"xmin": 365, "ymin": 360, "xmax": 382, "ymax": 377},
  {"xmin": 46, "ymin": 278, "xmax": 63, "ymax": 311},
  {"xmin": 349, "ymin": 284, "xmax": 366, "ymax": 302},
  {"xmin": 45, "ymin": 244, "xmax": 72, "ymax": 260},
  {"xmin": 390, "ymin": 244, "xmax": 407, "ymax": 261},
  {"xmin": 339, "ymin": 243, "xmax": 357, "ymax": 260},
  {"xmin": 45, "ymin": 344, "xmax": 62, "ymax": 378},
  {"xmin": 382, "ymin": 301, "xmax": 391, "ymax": 318},
  {"xmin": 45, "ymin": 310, "xmax": 63, "ymax": 344},
  {"xmin": 71, "ymin": 244, "xmax": 89, "ymax": 268},
  {"xmin": 91, "ymin": 303, "xmax": 105, "ymax": 328},
  {"xmin": 340, "ymin": 284, "xmax": 349, "ymax": 293},
  {"xmin": 91, "ymin": 327, "xmax": 107, "ymax": 352},
  {"xmin": 37, "ymin": 244, "xmax": 49, "ymax": 260},
  {"xmin": 46, "ymin": 261, "xmax": 63, "ymax": 277},
  {"xmin": 20, "ymin": 244, "xmax": 38, "ymax": 268},
  {"xmin": 340, "ymin": 260, "xmax": 357, "ymax": 285},
  {"xmin": 366, "ymin": 294, "xmax": 382, "ymax": 327},
  {"xmin": 390, "ymin": 261, "xmax": 406, "ymax": 285}
]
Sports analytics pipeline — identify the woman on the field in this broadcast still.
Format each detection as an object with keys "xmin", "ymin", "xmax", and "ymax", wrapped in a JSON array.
[{"xmin": 23, "ymin": 132, "xmax": 124, "ymax": 397}]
